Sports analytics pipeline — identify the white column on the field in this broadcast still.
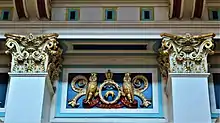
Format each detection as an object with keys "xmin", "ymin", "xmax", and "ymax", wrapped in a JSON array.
[
  {"xmin": 5, "ymin": 73, "xmax": 54, "ymax": 123},
  {"xmin": 3, "ymin": 33, "xmax": 63, "ymax": 123},
  {"xmin": 169, "ymin": 73, "xmax": 211, "ymax": 123},
  {"xmin": 158, "ymin": 33, "xmax": 216, "ymax": 123}
]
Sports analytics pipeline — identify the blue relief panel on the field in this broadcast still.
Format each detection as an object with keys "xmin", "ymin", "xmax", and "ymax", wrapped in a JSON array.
[
  {"xmin": 66, "ymin": 70, "xmax": 153, "ymax": 109},
  {"xmin": 213, "ymin": 73, "xmax": 220, "ymax": 109},
  {"xmin": 0, "ymin": 73, "xmax": 9, "ymax": 108}
]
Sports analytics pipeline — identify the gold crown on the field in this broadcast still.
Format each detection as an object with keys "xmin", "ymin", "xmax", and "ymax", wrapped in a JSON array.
[{"xmin": 105, "ymin": 70, "xmax": 113, "ymax": 80}]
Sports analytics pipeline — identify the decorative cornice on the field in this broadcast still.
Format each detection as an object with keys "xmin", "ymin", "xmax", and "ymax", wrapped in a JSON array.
[
  {"xmin": 0, "ymin": 21, "xmax": 219, "ymax": 28},
  {"xmin": 0, "ymin": 21, "xmax": 220, "ymax": 39},
  {"xmin": 5, "ymin": 33, "xmax": 63, "ymax": 83}
]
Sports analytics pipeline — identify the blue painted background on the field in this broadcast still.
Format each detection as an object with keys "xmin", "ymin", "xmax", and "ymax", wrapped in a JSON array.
[{"xmin": 66, "ymin": 72, "xmax": 153, "ymax": 109}]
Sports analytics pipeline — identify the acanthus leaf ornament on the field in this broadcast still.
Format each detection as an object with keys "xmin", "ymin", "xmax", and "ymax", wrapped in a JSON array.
[
  {"xmin": 5, "ymin": 33, "xmax": 63, "ymax": 83},
  {"xmin": 157, "ymin": 33, "xmax": 215, "ymax": 76}
]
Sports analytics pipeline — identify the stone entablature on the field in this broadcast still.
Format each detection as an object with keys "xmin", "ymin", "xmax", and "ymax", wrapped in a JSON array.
[
  {"xmin": 0, "ymin": 21, "xmax": 220, "ymax": 39},
  {"xmin": 158, "ymin": 33, "xmax": 215, "ymax": 77},
  {"xmin": 4, "ymin": 33, "xmax": 63, "ymax": 83}
]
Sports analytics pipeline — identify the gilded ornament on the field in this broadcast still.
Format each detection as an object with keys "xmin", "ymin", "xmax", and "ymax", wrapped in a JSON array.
[
  {"xmin": 132, "ymin": 75, "xmax": 151, "ymax": 107},
  {"xmin": 157, "ymin": 48, "xmax": 169, "ymax": 77},
  {"xmin": 99, "ymin": 78, "xmax": 121, "ymax": 105},
  {"xmin": 4, "ymin": 33, "xmax": 63, "ymax": 83},
  {"xmin": 122, "ymin": 72, "xmax": 134, "ymax": 103},
  {"xmin": 157, "ymin": 33, "xmax": 215, "ymax": 76},
  {"xmin": 71, "ymin": 75, "xmax": 88, "ymax": 92},
  {"xmin": 85, "ymin": 73, "xmax": 98, "ymax": 103},
  {"xmin": 104, "ymin": 91, "xmax": 115, "ymax": 99},
  {"xmin": 105, "ymin": 69, "xmax": 113, "ymax": 80},
  {"xmin": 68, "ymin": 75, "xmax": 88, "ymax": 107},
  {"xmin": 132, "ymin": 75, "xmax": 148, "ymax": 92},
  {"xmin": 68, "ymin": 70, "xmax": 151, "ymax": 108}
]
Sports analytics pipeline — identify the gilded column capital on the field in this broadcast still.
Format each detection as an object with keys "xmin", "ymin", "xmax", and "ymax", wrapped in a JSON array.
[
  {"xmin": 157, "ymin": 33, "xmax": 215, "ymax": 77},
  {"xmin": 5, "ymin": 33, "xmax": 63, "ymax": 82}
]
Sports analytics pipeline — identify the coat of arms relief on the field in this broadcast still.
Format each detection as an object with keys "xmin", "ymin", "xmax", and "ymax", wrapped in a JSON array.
[{"xmin": 67, "ymin": 70, "xmax": 152, "ymax": 109}]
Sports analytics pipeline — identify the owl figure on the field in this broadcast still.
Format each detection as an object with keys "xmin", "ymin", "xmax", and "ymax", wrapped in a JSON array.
[
  {"xmin": 122, "ymin": 72, "xmax": 134, "ymax": 103},
  {"xmin": 85, "ymin": 73, "xmax": 98, "ymax": 103}
]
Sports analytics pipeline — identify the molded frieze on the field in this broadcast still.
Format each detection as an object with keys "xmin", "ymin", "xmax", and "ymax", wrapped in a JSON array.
[
  {"xmin": 158, "ymin": 33, "xmax": 215, "ymax": 77},
  {"xmin": 4, "ymin": 33, "xmax": 63, "ymax": 82}
]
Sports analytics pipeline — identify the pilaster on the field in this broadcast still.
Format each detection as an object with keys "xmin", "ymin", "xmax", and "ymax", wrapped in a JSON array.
[
  {"xmin": 158, "ymin": 33, "xmax": 215, "ymax": 123},
  {"xmin": 4, "ymin": 33, "xmax": 63, "ymax": 123}
]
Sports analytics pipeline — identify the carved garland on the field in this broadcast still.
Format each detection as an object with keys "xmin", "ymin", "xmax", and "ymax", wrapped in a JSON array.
[
  {"xmin": 5, "ymin": 33, "xmax": 63, "ymax": 82},
  {"xmin": 157, "ymin": 33, "xmax": 215, "ymax": 77}
]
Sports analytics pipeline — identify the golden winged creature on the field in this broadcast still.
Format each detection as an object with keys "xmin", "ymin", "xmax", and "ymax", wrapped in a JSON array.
[
  {"xmin": 85, "ymin": 73, "xmax": 98, "ymax": 103},
  {"xmin": 122, "ymin": 72, "xmax": 134, "ymax": 103}
]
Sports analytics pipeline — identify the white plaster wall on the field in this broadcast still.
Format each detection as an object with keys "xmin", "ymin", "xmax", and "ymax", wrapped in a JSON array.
[
  {"xmin": 51, "ymin": 7, "xmax": 169, "ymax": 21},
  {"xmin": 80, "ymin": 7, "xmax": 102, "ymax": 21},
  {"xmin": 117, "ymin": 7, "xmax": 140, "ymax": 21},
  {"xmin": 154, "ymin": 7, "xmax": 169, "ymax": 20},
  {"xmin": 202, "ymin": 7, "xmax": 210, "ymax": 21},
  {"xmin": 51, "ymin": 8, "xmax": 66, "ymax": 21}
]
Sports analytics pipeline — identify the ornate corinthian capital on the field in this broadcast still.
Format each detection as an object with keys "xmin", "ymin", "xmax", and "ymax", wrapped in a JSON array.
[
  {"xmin": 5, "ymin": 33, "xmax": 63, "ymax": 82},
  {"xmin": 157, "ymin": 33, "xmax": 215, "ymax": 77}
]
